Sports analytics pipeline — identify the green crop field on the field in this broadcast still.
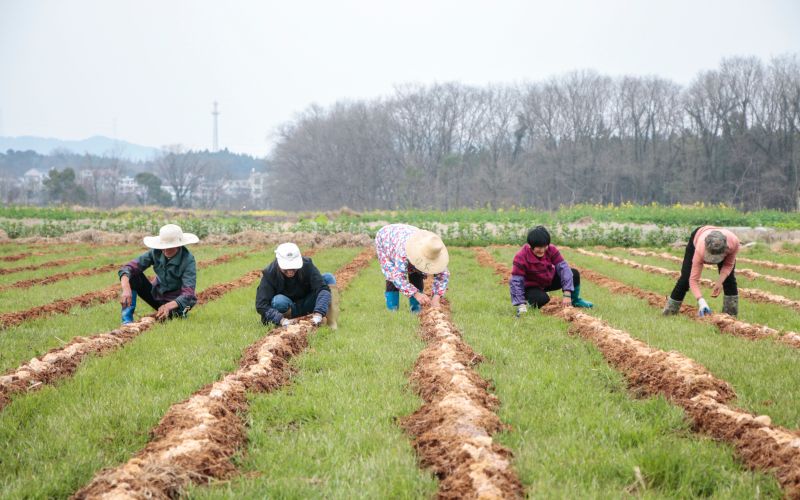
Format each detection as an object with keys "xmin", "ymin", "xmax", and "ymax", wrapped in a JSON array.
[{"xmin": 1, "ymin": 207, "xmax": 799, "ymax": 498}]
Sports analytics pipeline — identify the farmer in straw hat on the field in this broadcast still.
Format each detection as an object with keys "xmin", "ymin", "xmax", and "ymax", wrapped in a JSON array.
[
  {"xmin": 662, "ymin": 225, "xmax": 740, "ymax": 317},
  {"xmin": 255, "ymin": 242, "xmax": 339, "ymax": 329},
  {"xmin": 118, "ymin": 223, "xmax": 199, "ymax": 324},
  {"xmin": 375, "ymin": 224, "xmax": 450, "ymax": 312}
]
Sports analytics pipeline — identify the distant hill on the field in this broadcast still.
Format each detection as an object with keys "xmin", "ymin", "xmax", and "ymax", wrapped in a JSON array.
[{"xmin": 0, "ymin": 135, "xmax": 161, "ymax": 162}]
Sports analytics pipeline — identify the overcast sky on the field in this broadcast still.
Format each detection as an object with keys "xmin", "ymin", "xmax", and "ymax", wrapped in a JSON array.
[{"xmin": 1, "ymin": 0, "xmax": 798, "ymax": 157}]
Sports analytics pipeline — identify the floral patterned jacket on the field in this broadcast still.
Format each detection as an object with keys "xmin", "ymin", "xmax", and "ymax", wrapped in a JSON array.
[{"xmin": 374, "ymin": 224, "xmax": 449, "ymax": 297}]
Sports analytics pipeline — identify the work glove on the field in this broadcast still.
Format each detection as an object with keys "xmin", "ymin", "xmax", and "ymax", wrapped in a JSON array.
[
  {"xmin": 311, "ymin": 313, "xmax": 323, "ymax": 326},
  {"xmin": 279, "ymin": 317, "xmax": 296, "ymax": 327},
  {"xmin": 697, "ymin": 298, "xmax": 712, "ymax": 317},
  {"xmin": 516, "ymin": 304, "xmax": 528, "ymax": 317}
]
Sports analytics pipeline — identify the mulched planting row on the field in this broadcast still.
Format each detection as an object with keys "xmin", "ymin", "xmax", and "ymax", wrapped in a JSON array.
[
  {"xmin": 737, "ymin": 255, "xmax": 800, "ymax": 274},
  {"xmin": 72, "ymin": 248, "xmax": 374, "ymax": 499},
  {"xmin": 0, "ymin": 251, "xmax": 252, "ymax": 330},
  {"xmin": 474, "ymin": 249, "xmax": 800, "ymax": 497},
  {"xmin": 628, "ymin": 249, "xmax": 800, "ymax": 289},
  {"xmin": 0, "ymin": 249, "xmax": 132, "ymax": 276},
  {"xmin": 575, "ymin": 248, "xmax": 800, "ymax": 313},
  {"xmin": 0, "ymin": 249, "xmax": 252, "ymax": 293},
  {"xmin": 400, "ymin": 304, "xmax": 523, "ymax": 499}
]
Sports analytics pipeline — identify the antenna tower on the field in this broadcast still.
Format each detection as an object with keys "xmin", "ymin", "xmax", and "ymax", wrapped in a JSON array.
[{"xmin": 212, "ymin": 101, "xmax": 220, "ymax": 152}]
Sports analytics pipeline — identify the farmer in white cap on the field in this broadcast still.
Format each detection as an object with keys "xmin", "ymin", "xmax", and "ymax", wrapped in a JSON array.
[
  {"xmin": 255, "ymin": 242, "xmax": 339, "ymax": 329},
  {"xmin": 374, "ymin": 224, "xmax": 449, "ymax": 313},
  {"xmin": 662, "ymin": 225, "xmax": 740, "ymax": 317},
  {"xmin": 118, "ymin": 223, "xmax": 200, "ymax": 324}
]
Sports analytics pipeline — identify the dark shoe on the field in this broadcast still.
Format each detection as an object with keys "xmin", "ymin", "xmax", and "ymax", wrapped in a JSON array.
[
  {"xmin": 722, "ymin": 295, "xmax": 739, "ymax": 317},
  {"xmin": 662, "ymin": 297, "xmax": 682, "ymax": 316}
]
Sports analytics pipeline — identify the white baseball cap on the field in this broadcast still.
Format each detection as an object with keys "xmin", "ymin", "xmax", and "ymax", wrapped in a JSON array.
[{"xmin": 275, "ymin": 242, "xmax": 303, "ymax": 270}]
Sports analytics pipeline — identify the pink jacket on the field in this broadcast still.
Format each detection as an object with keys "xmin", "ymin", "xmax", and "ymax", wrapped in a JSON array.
[{"xmin": 690, "ymin": 226, "xmax": 739, "ymax": 299}]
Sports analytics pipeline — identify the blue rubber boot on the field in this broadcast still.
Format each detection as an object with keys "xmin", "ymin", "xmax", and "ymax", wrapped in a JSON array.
[
  {"xmin": 571, "ymin": 285, "xmax": 593, "ymax": 308},
  {"xmin": 385, "ymin": 291, "xmax": 399, "ymax": 311},
  {"xmin": 409, "ymin": 296, "xmax": 421, "ymax": 314},
  {"xmin": 121, "ymin": 291, "xmax": 137, "ymax": 324}
]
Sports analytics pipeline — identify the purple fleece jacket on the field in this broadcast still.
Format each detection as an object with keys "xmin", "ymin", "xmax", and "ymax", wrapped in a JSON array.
[{"xmin": 509, "ymin": 244, "xmax": 574, "ymax": 305}]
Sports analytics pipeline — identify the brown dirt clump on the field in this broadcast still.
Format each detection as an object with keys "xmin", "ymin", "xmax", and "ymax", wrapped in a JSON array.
[
  {"xmin": 72, "ymin": 249, "xmax": 373, "ymax": 499},
  {"xmin": 738, "ymin": 256, "xmax": 800, "ymax": 274},
  {"xmin": 198, "ymin": 230, "xmax": 373, "ymax": 249},
  {"xmin": 474, "ymin": 249, "xmax": 800, "ymax": 497},
  {"xmin": 575, "ymin": 248, "xmax": 800, "ymax": 313},
  {"xmin": 400, "ymin": 304, "xmax": 523, "ymax": 499}
]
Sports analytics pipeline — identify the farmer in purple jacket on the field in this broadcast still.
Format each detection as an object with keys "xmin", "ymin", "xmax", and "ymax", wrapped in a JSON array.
[{"xmin": 510, "ymin": 226, "xmax": 593, "ymax": 316}]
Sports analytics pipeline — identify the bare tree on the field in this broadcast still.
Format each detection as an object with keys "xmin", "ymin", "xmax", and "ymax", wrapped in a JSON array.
[{"xmin": 155, "ymin": 145, "xmax": 207, "ymax": 208}]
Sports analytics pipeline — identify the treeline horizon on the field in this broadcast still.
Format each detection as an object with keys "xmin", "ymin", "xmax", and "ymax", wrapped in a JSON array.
[{"xmin": 269, "ymin": 54, "xmax": 800, "ymax": 212}]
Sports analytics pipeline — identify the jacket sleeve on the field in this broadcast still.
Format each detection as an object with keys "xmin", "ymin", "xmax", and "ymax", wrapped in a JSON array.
[
  {"xmin": 119, "ymin": 250, "xmax": 154, "ymax": 279},
  {"xmin": 689, "ymin": 252, "xmax": 705, "ymax": 300},
  {"xmin": 307, "ymin": 261, "xmax": 331, "ymax": 315},
  {"xmin": 431, "ymin": 269, "xmax": 449, "ymax": 296},
  {"xmin": 555, "ymin": 261, "xmax": 574, "ymax": 292},
  {"xmin": 510, "ymin": 275, "xmax": 526, "ymax": 305},
  {"xmin": 255, "ymin": 272, "xmax": 282, "ymax": 325},
  {"xmin": 174, "ymin": 255, "xmax": 197, "ymax": 311}
]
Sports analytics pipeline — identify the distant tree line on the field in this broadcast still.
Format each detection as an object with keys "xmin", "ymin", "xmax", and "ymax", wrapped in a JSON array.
[{"xmin": 269, "ymin": 55, "xmax": 800, "ymax": 211}]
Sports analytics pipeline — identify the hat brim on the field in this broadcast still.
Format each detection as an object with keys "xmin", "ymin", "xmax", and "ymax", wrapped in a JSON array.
[
  {"xmin": 406, "ymin": 231, "xmax": 449, "ymax": 275},
  {"xmin": 143, "ymin": 233, "xmax": 200, "ymax": 250},
  {"xmin": 703, "ymin": 252, "xmax": 726, "ymax": 265},
  {"xmin": 277, "ymin": 255, "xmax": 303, "ymax": 270}
]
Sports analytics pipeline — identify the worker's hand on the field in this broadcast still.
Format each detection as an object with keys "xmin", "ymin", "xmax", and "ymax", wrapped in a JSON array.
[
  {"xmin": 155, "ymin": 301, "xmax": 178, "ymax": 320},
  {"xmin": 561, "ymin": 296, "xmax": 572, "ymax": 307},
  {"xmin": 697, "ymin": 298, "xmax": 712, "ymax": 317},
  {"xmin": 430, "ymin": 295, "xmax": 441, "ymax": 308},
  {"xmin": 120, "ymin": 288, "xmax": 132, "ymax": 308},
  {"xmin": 516, "ymin": 304, "xmax": 528, "ymax": 317},
  {"xmin": 280, "ymin": 317, "xmax": 296, "ymax": 327},
  {"xmin": 311, "ymin": 313, "xmax": 323, "ymax": 326},
  {"xmin": 710, "ymin": 280, "xmax": 723, "ymax": 298},
  {"xmin": 414, "ymin": 292, "xmax": 430, "ymax": 306}
]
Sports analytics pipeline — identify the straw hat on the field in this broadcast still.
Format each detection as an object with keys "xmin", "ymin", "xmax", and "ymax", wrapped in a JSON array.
[
  {"xmin": 275, "ymin": 242, "xmax": 303, "ymax": 270},
  {"xmin": 406, "ymin": 230, "xmax": 449, "ymax": 274},
  {"xmin": 703, "ymin": 230, "xmax": 728, "ymax": 264},
  {"xmin": 143, "ymin": 224, "xmax": 200, "ymax": 250}
]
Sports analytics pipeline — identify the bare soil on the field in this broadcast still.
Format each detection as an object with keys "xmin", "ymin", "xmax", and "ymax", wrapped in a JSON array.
[{"xmin": 400, "ymin": 304, "xmax": 523, "ymax": 499}]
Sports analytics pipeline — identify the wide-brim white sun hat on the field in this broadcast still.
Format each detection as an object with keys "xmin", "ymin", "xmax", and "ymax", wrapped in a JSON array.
[
  {"xmin": 276, "ymin": 242, "xmax": 303, "ymax": 270},
  {"xmin": 406, "ymin": 230, "xmax": 449, "ymax": 274},
  {"xmin": 143, "ymin": 224, "xmax": 200, "ymax": 250}
]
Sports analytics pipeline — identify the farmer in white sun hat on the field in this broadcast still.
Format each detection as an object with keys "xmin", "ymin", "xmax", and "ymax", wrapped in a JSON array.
[
  {"xmin": 374, "ymin": 224, "xmax": 449, "ymax": 313},
  {"xmin": 662, "ymin": 225, "xmax": 740, "ymax": 317},
  {"xmin": 118, "ymin": 224, "xmax": 199, "ymax": 324},
  {"xmin": 255, "ymin": 242, "xmax": 339, "ymax": 329}
]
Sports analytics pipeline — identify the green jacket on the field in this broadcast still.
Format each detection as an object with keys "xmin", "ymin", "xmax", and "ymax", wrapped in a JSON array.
[{"xmin": 118, "ymin": 247, "xmax": 197, "ymax": 310}]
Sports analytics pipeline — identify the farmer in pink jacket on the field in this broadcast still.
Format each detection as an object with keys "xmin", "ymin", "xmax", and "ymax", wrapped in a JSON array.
[{"xmin": 662, "ymin": 226, "xmax": 740, "ymax": 317}]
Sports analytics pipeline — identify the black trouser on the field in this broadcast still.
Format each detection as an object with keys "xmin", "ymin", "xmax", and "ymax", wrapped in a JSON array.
[
  {"xmin": 128, "ymin": 272, "xmax": 188, "ymax": 318},
  {"xmin": 526, "ymin": 268, "xmax": 581, "ymax": 308},
  {"xmin": 385, "ymin": 269, "xmax": 425, "ymax": 293},
  {"xmin": 670, "ymin": 227, "xmax": 737, "ymax": 301}
]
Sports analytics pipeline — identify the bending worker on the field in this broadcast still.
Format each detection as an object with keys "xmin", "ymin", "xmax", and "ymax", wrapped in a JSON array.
[
  {"xmin": 119, "ymin": 223, "xmax": 199, "ymax": 324},
  {"xmin": 662, "ymin": 225, "xmax": 740, "ymax": 317},
  {"xmin": 374, "ymin": 223, "xmax": 449, "ymax": 312},
  {"xmin": 255, "ymin": 242, "xmax": 338, "ymax": 328}
]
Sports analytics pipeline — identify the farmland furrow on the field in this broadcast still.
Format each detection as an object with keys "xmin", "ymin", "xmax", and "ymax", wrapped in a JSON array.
[
  {"xmin": 628, "ymin": 249, "xmax": 800, "ymax": 289},
  {"xmin": 72, "ymin": 248, "xmax": 373, "ymax": 499},
  {"xmin": 575, "ymin": 248, "xmax": 800, "ymax": 313},
  {"xmin": 400, "ymin": 304, "xmax": 523, "ymax": 498},
  {"xmin": 0, "ymin": 252, "xmax": 40, "ymax": 262},
  {"xmin": 0, "ymin": 249, "xmax": 132, "ymax": 275},
  {"xmin": 474, "ymin": 249, "xmax": 800, "ymax": 497},
  {"xmin": 0, "ymin": 250, "xmax": 253, "ymax": 330},
  {"xmin": 0, "ymin": 249, "xmax": 254, "ymax": 293},
  {"xmin": 737, "ymin": 256, "xmax": 800, "ymax": 273}
]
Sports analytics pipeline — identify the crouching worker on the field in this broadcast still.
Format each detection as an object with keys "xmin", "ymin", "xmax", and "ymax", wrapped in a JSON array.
[
  {"xmin": 375, "ymin": 224, "xmax": 449, "ymax": 313},
  {"xmin": 511, "ymin": 226, "xmax": 592, "ymax": 316},
  {"xmin": 662, "ymin": 226, "xmax": 740, "ymax": 317},
  {"xmin": 255, "ymin": 243, "xmax": 338, "ymax": 329},
  {"xmin": 119, "ymin": 224, "xmax": 199, "ymax": 324}
]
